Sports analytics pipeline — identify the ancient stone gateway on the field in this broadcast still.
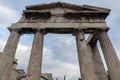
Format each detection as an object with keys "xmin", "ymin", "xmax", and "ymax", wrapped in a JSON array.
[{"xmin": 0, "ymin": 2, "xmax": 120, "ymax": 80}]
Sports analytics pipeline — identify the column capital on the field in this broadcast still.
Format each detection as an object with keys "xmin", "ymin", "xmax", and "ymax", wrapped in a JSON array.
[
  {"xmin": 35, "ymin": 29, "xmax": 46, "ymax": 35},
  {"xmin": 8, "ymin": 28, "xmax": 22, "ymax": 34},
  {"xmin": 73, "ymin": 29, "xmax": 84, "ymax": 36},
  {"xmin": 97, "ymin": 27, "xmax": 109, "ymax": 33},
  {"xmin": 73, "ymin": 29, "xmax": 85, "ymax": 41}
]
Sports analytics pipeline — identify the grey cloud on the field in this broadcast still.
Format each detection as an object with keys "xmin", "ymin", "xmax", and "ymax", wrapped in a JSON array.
[
  {"xmin": 44, "ymin": 34, "xmax": 79, "ymax": 64},
  {"xmin": 0, "ymin": 5, "xmax": 20, "ymax": 28}
]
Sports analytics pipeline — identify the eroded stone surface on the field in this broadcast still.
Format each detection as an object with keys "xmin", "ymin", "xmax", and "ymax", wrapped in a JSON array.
[{"xmin": 0, "ymin": 2, "xmax": 119, "ymax": 80}]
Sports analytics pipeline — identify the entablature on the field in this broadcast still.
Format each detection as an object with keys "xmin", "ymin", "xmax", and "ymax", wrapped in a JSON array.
[
  {"xmin": 9, "ymin": 2, "xmax": 110, "ymax": 34},
  {"xmin": 9, "ymin": 22, "xmax": 108, "ymax": 34}
]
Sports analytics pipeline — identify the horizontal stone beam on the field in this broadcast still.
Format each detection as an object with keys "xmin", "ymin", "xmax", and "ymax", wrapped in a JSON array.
[
  {"xmin": 9, "ymin": 22, "xmax": 108, "ymax": 34},
  {"xmin": 10, "ymin": 22, "xmax": 107, "ymax": 29}
]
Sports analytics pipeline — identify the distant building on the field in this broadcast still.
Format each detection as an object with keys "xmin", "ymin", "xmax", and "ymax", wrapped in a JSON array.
[
  {"xmin": 13, "ymin": 72, "xmax": 53, "ymax": 80},
  {"xmin": 0, "ymin": 52, "xmax": 25, "ymax": 80},
  {"xmin": 0, "ymin": 52, "xmax": 20, "ymax": 80},
  {"xmin": 12, "ymin": 69, "xmax": 26, "ymax": 80},
  {"xmin": 41, "ymin": 73, "xmax": 53, "ymax": 80}
]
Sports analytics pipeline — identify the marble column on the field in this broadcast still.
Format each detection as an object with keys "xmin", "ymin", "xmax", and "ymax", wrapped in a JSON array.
[
  {"xmin": 90, "ymin": 44, "xmax": 108, "ymax": 80},
  {"xmin": 75, "ymin": 30, "xmax": 98, "ymax": 80},
  {"xmin": 0, "ymin": 29, "xmax": 20, "ymax": 80},
  {"xmin": 99, "ymin": 31, "xmax": 120, "ymax": 80},
  {"xmin": 26, "ymin": 29, "xmax": 44, "ymax": 80}
]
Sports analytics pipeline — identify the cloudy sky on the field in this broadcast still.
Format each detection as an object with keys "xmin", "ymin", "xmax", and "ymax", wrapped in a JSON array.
[{"xmin": 0, "ymin": 0, "xmax": 120, "ymax": 80}]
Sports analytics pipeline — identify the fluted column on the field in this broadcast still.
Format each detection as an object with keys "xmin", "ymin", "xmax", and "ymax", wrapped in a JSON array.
[
  {"xmin": 90, "ymin": 44, "xmax": 108, "ymax": 80},
  {"xmin": 26, "ymin": 29, "xmax": 44, "ymax": 80},
  {"xmin": 0, "ymin": 29, "xmax": 20, "ymax": 80},
  {"xmin": 99, "ymin": 31, "xmax": 120, "ymax": 80},
  {"xmin": 75, "ymin": 30, "xmax": 98, "ymax": 80}
]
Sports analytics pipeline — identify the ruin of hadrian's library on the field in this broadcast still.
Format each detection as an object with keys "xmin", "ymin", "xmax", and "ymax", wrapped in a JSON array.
[{"xmin": 0, "ymin": 2, "xmax": 120, "ymax": 80}]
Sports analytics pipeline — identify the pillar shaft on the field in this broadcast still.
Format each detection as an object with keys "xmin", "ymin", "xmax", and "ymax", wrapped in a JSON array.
[
  {"xmin": 26, "ymin": 30, "xmax": 44, "ymax": 80},
  {"xmin": 90, "ymin": 45, "xmax": 108, "ymax": 80},
  {"xmin": 0, "ymin": 30, "xmax": 20, "ymax": 80},
  {"xmin": 76, "ymin": 31, "xmax": 98, "ymax": 80},
  {"xmin": 99, "ymin": 31, "xmax": 120, "ymax": 80}
]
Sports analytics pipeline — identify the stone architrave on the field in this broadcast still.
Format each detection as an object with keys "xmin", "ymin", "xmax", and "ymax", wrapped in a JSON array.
[
  {"xmin": 0, "ymin": 29, "xmax": 20, "ymax": 80},
  {"xmin": 99, "ymin": 31, "xmax": 120, "ymax": 80},
  {"xmin": 26, "ymin": 30, "xmax": 44, "ymax": 80},
  {"xmin": 76, "ymin": 30, "xmax": 98, "ymax": 80},
  {"xmin": 89, "ymin": 44, "xmax": 108, "ymax": 80}
]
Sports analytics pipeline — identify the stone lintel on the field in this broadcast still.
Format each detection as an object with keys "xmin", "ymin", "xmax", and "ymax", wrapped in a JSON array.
[
  {"xmin": 9, "ymin": 22, "xmax": 108, "ymax": 34},
  {"xmin": 10, "ymin": 22, "xmax": 108, "ymax": 28}
]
